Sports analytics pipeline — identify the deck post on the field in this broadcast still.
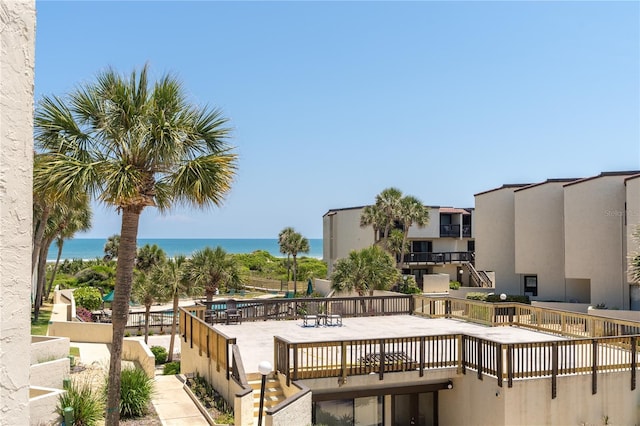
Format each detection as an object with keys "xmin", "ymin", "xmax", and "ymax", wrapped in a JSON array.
[
  {"xmin": 631, "ymin": 336, "xmax": 637, "ymax": 391},
  {"xmin": 551, "ymin": 342, "xmax": 558, "ymax": 399}
]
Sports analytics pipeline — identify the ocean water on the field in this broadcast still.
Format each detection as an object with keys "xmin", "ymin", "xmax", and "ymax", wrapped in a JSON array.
[{"xmin": 48, "ymin": 238, "xmax": 323, "ymax": 261}]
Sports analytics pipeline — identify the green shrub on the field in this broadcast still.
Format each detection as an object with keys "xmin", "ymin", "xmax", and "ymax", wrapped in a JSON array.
[
  {"xmin": 103, "ymin": 367, "xmax": 154, "ymax": 419},
  {"xmin": 163, "ymin": 361, "xmax": 180, "ymax": 375},
  {"xmin": 151, "ymin": 346, "xmax": 168, "ymax": 365},
  {"xmin": 57, "ymin": 378, "xmax": 104, "ymax": 425},
  {"xmin": 449, "ymin": 281, "xmax": 461, "ymax": 290},
  {"xmin": 466, "ymin": 292, "xmax": 488, "ymax": 301},
  {"xmin": 73, "ymin": 287, "xmax": 102, "ymax": 311}
]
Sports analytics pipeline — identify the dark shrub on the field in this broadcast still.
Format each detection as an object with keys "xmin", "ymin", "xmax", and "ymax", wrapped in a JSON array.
[
  {"xmin": 163, "ymin": 361, "xmax": 180, "ymax": 375},
  {"xmin": 151, "ymin": 345, "xmax": 167, "ymax": 364}
]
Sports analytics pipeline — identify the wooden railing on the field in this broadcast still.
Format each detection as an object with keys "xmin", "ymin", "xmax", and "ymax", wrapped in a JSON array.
[
  {"xmin": 197, "ymin": 295, "xmax": 413, "ymax": 324},
  {"xmin": 413, "ymin": 296, "xmax": 640, "ymax": 338},
  {"xmin": 179, "ymin": 306, "xmax": 236, "ymax": 379}
]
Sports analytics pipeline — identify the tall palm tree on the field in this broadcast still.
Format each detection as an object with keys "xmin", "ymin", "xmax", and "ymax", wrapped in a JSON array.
[
  {"xmin": 34, "ymin": 65, "xmax": 237, "ymax": 425},
  {"xmin": 278, "ymin": 227, "xmax": 295, "ymax": 282},
  {"xmin": 288, "ymin": 232, "xmax": 310, "ymax": 295},
  {"xmin": 151, "ymin": 255, "xmax": 197, "ymax": 362},
  {"xmin": 331, "ymin": 245, "xmax": 399, "ymax": 311},
  {"xmin": 359, "ymin": 205, "xmax": 386, "ymax": 244},
  {"xmin": 45, "ymin": 200, "xmax": 93, "ymax": 303},
  {"xmin": 397, "ymin": 195, "xmax": 430, "ymax": 268},
  {"xmin": 375, "ymin": 187, "xmax": 403, "ymax": 245},
  {"xmin": 132, "ymin": 268, "xmax": 170, "ymax": 344},
  {"xmin": 185, "ymin": 246, "xmax": 243, "ymax": 301}
]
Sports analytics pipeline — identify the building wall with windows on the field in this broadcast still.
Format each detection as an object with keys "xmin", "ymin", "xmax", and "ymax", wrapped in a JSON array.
[
  {"xmin": 0, "ymin": 0, "xmax": 36, "ymax": 421},
  {"xmin": 323, "ymin": 205, "xmax": 475, "ymax": 284},
  {"xmin": 476, "ymin": 172, "xmax": 639, "ymax": 309},
  {"xmin": 514, "ymin": 180, "xmax": 575, "ymax": 301}
]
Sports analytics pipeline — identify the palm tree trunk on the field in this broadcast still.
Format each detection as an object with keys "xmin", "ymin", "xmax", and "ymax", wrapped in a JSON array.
[
  {"xmin": 286, "ymin": 254, "xmax": 291, "ymax": 282},
  {"xmin": 168, "ymin": 294, "xmax": 179, "ymax": 362},
  {"xmin": 34, "ymin": 236, "xmax": 54, "ymax": 320},
  {"xmin": 46, "ymin": 239, "xmax": 64, "ymax": 298},
  {"xmin": 398, "ymin": 231, "xmax": 409, "ymax": 270},
  {"xmin": 292, "ymin": 255, "xmax": 298, "ymax": 295},
  {"xmin": 144, "ymin": 305, "xmax": 151, "ymax": 345},
  {"xmin": 32, "ymin": 204, "xmax": 50, "ymax": 274},
  {"xmin": 106, "ymin": 207, "xmax": 142, "ymax": 426}
]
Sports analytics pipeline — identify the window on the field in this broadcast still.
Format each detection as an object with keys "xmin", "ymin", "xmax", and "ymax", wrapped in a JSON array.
[{"xmin": 524, "ymin": 275, "xmax": 538, "ymax": 297}]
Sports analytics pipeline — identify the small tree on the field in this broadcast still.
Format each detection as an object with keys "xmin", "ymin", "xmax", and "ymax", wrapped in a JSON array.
[
  {"xmin": 132, "ymin": 269, "xmax": 170, "ymax": 344},
  {"xmin": 103, "ymin": 234, "xmax": 120, "ymax": 261},
  {"xmin": 73, "ymin": 287, "xmax": 103, "ymax": 311}
]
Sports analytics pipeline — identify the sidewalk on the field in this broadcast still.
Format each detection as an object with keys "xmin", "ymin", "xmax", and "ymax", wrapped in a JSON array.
[{"xmin": 74, "ymin": 341, "xmax": 209, "ymax": 425}]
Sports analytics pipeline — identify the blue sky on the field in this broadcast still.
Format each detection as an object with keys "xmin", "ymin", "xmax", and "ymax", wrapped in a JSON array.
[{"xmin": 35, "ymin": 1, "xmax": 640, "ymax": 239}]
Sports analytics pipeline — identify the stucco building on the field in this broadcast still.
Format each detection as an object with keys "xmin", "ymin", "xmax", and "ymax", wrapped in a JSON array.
[
  {"xmin": 0, "ymin": 0, "xmax": 36, "ymax": 422},
  {"xmin": 475, "ymin": 171, "xmax": 640, "ymax": 310},
  {"xmin": 323, "ymin": 205, "xmax": 483, "ymax": 292}
]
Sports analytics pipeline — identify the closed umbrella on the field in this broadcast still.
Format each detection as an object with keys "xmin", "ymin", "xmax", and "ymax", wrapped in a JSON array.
[{"xmin": 306, "ymin": 279, "xmax": 313, "ymax": 296}]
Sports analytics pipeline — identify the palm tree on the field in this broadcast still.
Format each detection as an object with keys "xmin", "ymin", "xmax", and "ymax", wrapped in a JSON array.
[
  {"xmin": 278, "ymin": 227, "xmax": 295, "ymax": 282},
  {"xmin": 375, "ymin": 187, "xmax": 403, "ymax": 245},
  {"xmin": 386, "ymin": 228, "xmax": 407, "ymax": 265},
  {"xmin": 185, "ymin": 246, "xmax": 243, "ymax": 302},
  {"xmin": 103, "ymin": 234, "xmax": 120, "ymax": 261},
  {"xmin": 331, "ymin": 245, "xmax": 400, "ymax": 311},
  {"xmin": 396, "ymin": 195, "xmax": 430, "ymax": 268},
  {"xmin": 34, "ymin": 65, "xmax": 237, "ymax": 425},
  {"xmin": 151, "ymin": 255, "xmax": 197, "ymax": 362},
  {"xmin": 44, "ymin": 200, "xmax": 93, "ymax": 303},
  {"xmin": 136, "ymin": 243, "xmax": 167, "ymax": 273},
  {"xmin": 279, "ymin": 228, "xmax": 309, "ymax": 295},
  {"xmin": 359, "ymin": 204, "xmax": 386, "ymax": 244},
  {"xmin": 132, "ymin": 268, "xmax": 171, "ymax": 344}
]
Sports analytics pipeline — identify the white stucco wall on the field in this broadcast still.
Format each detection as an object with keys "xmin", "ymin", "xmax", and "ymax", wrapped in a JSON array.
[
  {"xmin": 0, "ymin": 0, "xmax": 36, "ymax": 422},
  {"xmin": 323, "ymin": 207, "xmax": 374, "ymax": 274},
  {"xmin": 626, "ymin": 176, "xmax": 640, "ymax": 284},
  {"xmin": 514, "ymin": 182, "xmax": 568, "ymax": 301},
  {"xmin": 564, "ymin": 175, "xmax": 631, "ymax": 309},
  {"xmin": 474, "ymin": 187, "xmax": 523, "ymax": 294}
]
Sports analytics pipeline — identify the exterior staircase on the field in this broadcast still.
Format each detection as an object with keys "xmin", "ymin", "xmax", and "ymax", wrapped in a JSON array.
[
  {"xmin": 248, "ymin": 373, "xmax": 285, "ymax": 426},
  {"xmin": 465, "ymin": 262, "xmax": 493, "ymax": 287}
]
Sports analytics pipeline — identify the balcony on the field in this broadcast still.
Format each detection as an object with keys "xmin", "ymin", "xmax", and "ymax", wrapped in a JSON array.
[
  {"xmin": 440, "ymin": 224, "xmax": 472, "ymax": 238},
  {"xmin": 403, "ymin": 251, "xmax": 473, "ymax": 264}
]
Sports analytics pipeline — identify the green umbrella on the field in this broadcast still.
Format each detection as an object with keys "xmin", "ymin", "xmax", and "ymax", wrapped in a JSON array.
[
  {"xmin": 306, "ymin": 279, "xmax": 313, "ymax": 296},
  {"xmin": 102, "ymin": 289, "xmax": 114, "ymax": 302}
]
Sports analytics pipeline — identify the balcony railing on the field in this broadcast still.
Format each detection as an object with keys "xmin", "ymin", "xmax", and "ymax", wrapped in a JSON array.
[
  {"xmin": 439, "ymin": 224, "xmax": 472, "ymax": 237},
  {"xmin": 403, "ymin": 251, "xmax": 472, "ymax": 264}
]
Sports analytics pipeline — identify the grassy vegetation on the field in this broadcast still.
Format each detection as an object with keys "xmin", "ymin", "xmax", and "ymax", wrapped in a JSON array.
[
  {"xmin": 31, "ymin": 303, "xmax": 53, "ymax": 335},
  {"xmin": 70, "ymin": 346, "xmax": 80, "ymax": 357}
]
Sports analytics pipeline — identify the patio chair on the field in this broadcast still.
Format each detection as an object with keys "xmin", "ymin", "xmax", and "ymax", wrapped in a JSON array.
[
  {"xmin": 302, "ymin": 303, "xmax": 319, "ymax": 327},
  {"xmin": 326, "ymin": 302, "xmax": 343, "ymax": 327},
  {"xmin": 224, "ymin": 299, "xmax": 241, "ymax": 325}
]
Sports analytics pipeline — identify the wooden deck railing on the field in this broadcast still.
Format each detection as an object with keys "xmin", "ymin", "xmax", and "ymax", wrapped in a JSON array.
[
  {"xmin": 179, "ymin": 306, "xmax": 236, "ymax": 379},
  {"xmin": 197, "ymin": 295, "xmax": 413, "ymax": 324}
]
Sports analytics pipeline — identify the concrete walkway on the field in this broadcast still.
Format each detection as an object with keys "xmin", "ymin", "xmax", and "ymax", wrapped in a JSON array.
[{"xmin": 72, "ymin": 341, "xmax": 209, "ymax": 425}]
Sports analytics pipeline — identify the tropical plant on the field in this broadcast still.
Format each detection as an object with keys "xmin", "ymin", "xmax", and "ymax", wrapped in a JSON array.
[
  {"xmin": 331, "ymin": 245, "xmax": 400, "ymax": 311},
  {"xmin": 359, "ymin": 204, "xmax": 387, "ymax": 244},
  {"xmin": 57, "ymin": 377, "xmax": 104, "ymax": 426},
  {"xmin": 163, "ymin": 361, "xmax": 180, "ymax": 375},
  {"xmin": 103, "ymin": 234, "xmax": 120, "ymax": 261},
  {"xmin": 184, "ymin": 246, "xmax": 243, "ymax": 301},
  {"xmin": 135, "ymin": 243, "xmax": 167, "ymax": 273},
  {"xmin": 35, "ymin": 64, "xmax": 237, "ymax": 425},
  {"xmin": 278, "ymin": 228, "xmax": 310, "ymax": 294},
  {"xmin": 151, "ymin": 255, "xmax": 197, "ymax": 362},
  {"xmin": 103, "ymin": 366, "xmax": 154, "ymax": 419},
  {"xmin": 73, "ymin": 286, "xmax": 103, "ymax": 311},
  {"xmin": 150, "ymin": 345, "xmax": 168, "ymax": 364},
  {"xmin": 132, "ymin": 269, "xmax": 170, "ymax": 344},
  {"xmin": 278, "ymin": 227, "xmax": 295, "ymax": 281},
  {"xmin": 396, "ymin": 195, "xmax": 429, "ymax": 267}
]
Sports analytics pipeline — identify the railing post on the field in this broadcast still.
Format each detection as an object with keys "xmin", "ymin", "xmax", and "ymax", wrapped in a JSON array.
[
  {"xmin": 419, "ymin": 336, "xmax": 425, "ymax": 377},
  {"xmin": 445, "ymin": 299, "xmax": 451, "ymax": 317},
  {"xmin": 341, "ymin": 341, "xmax": 348, "ymax": 384},
  {"xmin": 460, "ymin": 335, "xmax": 466, "ymax": 375},
  {"xmin": 497, "ymin": 344, "xmax": 503, "ymax": 388},
  {"xmin": 292, "ymin": 343, "xmax": 298, "ymax": 384},
  {"xmin": 551, "ymin": 342, "xmax": 558, "ymax": 399},
  {"xmin": 379, "ymin": 339, "xmax": 385, "ymax": 381},
  {"xmin": 592, "ymin": 339, "xmax": 598, "ymax": 395},
  {"xmin": 632, "ymin": 336, "xmax": 637, "ymax": 391},
  {"xmin": 507, "ymin": 344, "xmax": 513, "ymax": 388},
  {"xmin": 477, "ymin": 338, "xmax": 483, "ymax": 380}
]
